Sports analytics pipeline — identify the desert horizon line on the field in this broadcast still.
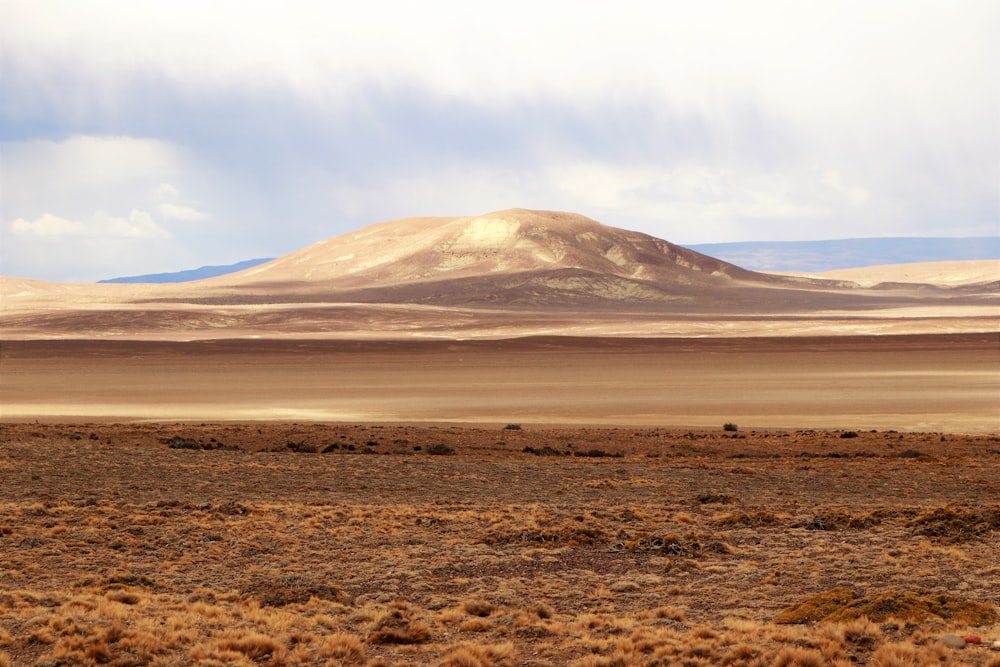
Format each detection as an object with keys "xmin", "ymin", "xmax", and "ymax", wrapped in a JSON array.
[{"xmin": 7, "ymin": 207, "xmax": 999, "ymax": 285}]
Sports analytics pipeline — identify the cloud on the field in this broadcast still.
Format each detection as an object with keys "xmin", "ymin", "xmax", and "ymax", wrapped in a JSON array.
[
  {"xmin": 0, "ymin": 1, "xmax": 997, "ymax": 281},
  {"xmin": 9, "ymin": 213, "xmax": 87, "ymax": 239},
  {"xmin": 1, "ymin": 210, "xmax": 179, "ymax": 281},
  {"xmin": 0, "ymin": 136, "xmax": 187, "ymax": 219},
  {"xmin": 153, "ymin": 182, "xmax": 211, "ymax": 221},
  {"xmin": 10, "ymin": 210, "xmax": 169, "ymax": 240},
  {"xmin": 157, "ymin": 203, "xmax": 211, "ymax": 221}
]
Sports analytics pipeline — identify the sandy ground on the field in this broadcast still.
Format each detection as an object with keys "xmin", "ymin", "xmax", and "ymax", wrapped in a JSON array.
[
  {"xmin": 798, "ymin": 260, "xmax": 1000, "ymax": 287},
  {"xmin": 2, "ymin": 334, "xmax": 998, "ymax": 433}
]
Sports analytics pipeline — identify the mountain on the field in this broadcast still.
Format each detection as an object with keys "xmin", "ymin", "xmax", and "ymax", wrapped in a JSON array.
[
  {"xmin": 99, "ymin": 235, "xmax": 1000, "ymax": 285},
  {"xmin": 3, "ymin": 209, "xmax": 997, "ymax": 340},
  {"xmin": 687, "ymin": 237, "xmax": 1000, "ymax": 272},
  {"xmin": 199, "ymin": 208, "xmax": 844, "ymax": 308},
  {"xmin": 99, "ymin": 258, "xmax": 274, "ymax": 284}
]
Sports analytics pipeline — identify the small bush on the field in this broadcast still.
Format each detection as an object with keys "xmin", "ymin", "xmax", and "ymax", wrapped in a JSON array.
[
  {"xmin": 439, "ymin": 641, "xmax": 515, "ymax": 667},
  {"xmin": 368, "ymin": 607, "xmax": 431, "ymax": 645},
  {"xmin": 426, "ymin": 443, "xmax": 455, "ymax": 455},
  {"xmin": 693, "ymin": 494, "xmax": 740, "ymax": 505},
  {"xmin": 218, "ymin": 633, "xmax": 282, "ymax": 660},
  {"xmin": 723, "ymin": 423, "xmax": 738, "ymax": 432},
  {"xmin": 166, "ymin": 436, "xmax": 200, "ymax": 450},
  {"xmin": 503, "ymin": 423, "xmax": 522, "ymax": 430},
  {"xmin": 463, "ymin": 599, "xmax": 495, "ymax": 617},
  {"xmin": 522, "ymin": 446, "xmax": 563, "ymax": 456},
  {"xmin": 317, "ymin": 633, "xmax": 365, "ymax": 663},
  {"xmin": 573, "ymin": 449, "xmax": 622, "ymax": 458}
]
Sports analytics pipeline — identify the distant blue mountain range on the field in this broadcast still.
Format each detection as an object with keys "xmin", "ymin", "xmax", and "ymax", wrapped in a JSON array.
[
  {"xmin": 687, "ymin": 237, "xmax": 1000, "ymax": 273},
  {"xmin": 99, "ymin": 258, "xmax": 274, "ymax": 284},
  {"xmin": 99, "ymin": 236, "xmax": 1000, "ymax": 283}
]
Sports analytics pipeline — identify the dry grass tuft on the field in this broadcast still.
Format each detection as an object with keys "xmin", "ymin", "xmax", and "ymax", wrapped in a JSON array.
[
  {"xmin": 869, "ymin": 642, "xmax": 917, "ymax": 667},
  {"xmin": 217, "ymin": 632, "xmax": 283, "ymax": 660},
  {"xmin": 463, "ymin": 599, "xmax": 495, "ymax": 617},
  {"xmin": 317, "ymin": 632, "xmax": 365, "ymax": 664},
  {"xmin": 772, "ymin": 646, "xmax": 827, "ymax": 667},
  {"xmin": 439, "ymin": 641, "xmax": 515, "ymax": 667},
  {"xmin": 840, "ymin": 616, "xmax": 883, "ymax": 647},
  {"xmin": 368, "ymin": 605, "xmax": 432, "ymax": 645}
]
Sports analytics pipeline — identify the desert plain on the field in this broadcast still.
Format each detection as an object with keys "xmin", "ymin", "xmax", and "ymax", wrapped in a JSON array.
[{"xmin": 2, "ymin": 210, "xmax": 999, "ymax": 666}]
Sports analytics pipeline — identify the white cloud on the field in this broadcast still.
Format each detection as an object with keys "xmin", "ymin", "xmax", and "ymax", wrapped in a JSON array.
[
  {"xmin": 0, "ymin": 136, "xmax": 186, "ymax": 220},
  {"xmin": 158, "ymin": 203, "xmax": 211, "ymax": 221},
  {"xmin": 153, "ymin": 184, "xmax": 212, "ymax": 221},
  {"xmin": 329, "ymin": 159, "xmax": 886, "ymax": 243},
  {"xmin": 1, "ymin": 1, "xmax": 996, "ymax": 280},
  {"xmin": 1, "ymin": 210, "xmax": 178, "ymax": 281},
  {"xmin": 9, "ymin": 210, "xmax": 170, "ymax": 241},
  {"xmin": 10, "ymin": 213, "xmax": 88, "ymax": 239}
]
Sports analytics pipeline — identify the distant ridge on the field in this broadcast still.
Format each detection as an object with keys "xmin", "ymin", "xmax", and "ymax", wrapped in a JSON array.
[
  {"xmin": 98, "ymin": 236, "xmax": 1000, "ymax": 285},
  {"xmin": 99, "ymin": 258, "xmax": 274, "ymax": 284},
  {"xmin": 5, "ymin": 209, "xmax": 998, "ymax": 341},
  {"xmin": 686, "ymin": 237, "xmax": 1000, "ymax": 272}
]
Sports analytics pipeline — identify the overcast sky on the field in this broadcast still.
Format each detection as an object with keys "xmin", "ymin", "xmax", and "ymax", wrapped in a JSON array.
[{"xmin": 2, "ymin": 1, "xmax": 998, "ymax": 281}]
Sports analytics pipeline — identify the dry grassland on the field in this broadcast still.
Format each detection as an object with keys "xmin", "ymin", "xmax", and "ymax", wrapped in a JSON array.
[{"xmin": 1, "ymin": 423, "xmax": 999, "ymax": 666}]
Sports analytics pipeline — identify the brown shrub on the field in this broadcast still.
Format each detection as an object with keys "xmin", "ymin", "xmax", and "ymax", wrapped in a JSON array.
[
  {"xmin": 775, "ymin": 588, "xmax": 998, "ymax": 625},
  {"xmin": 774, "ymin": 588, "xmax": 861, "ymax": 624},
  {"xmin": 840, "ymin": 617, "xmax": 882, "ymax": 647},
  {"xmin": 869, "ymin": 642, "xmax": 916, "ymax": 667},
  {"xmin": 242, "ymin": 575, "xmax": 348, "ymax": 607},
  {"xmin": 439, "ymin": 641, "xmax": 515, "ymax": 667},
  {"xmin": 106, "ymin": 590, "xmax": 140, "ymax": 605},
  {"xmin": 462, "ymin": 599, "xmax": 495, "ymax": 617},
  {"xmin": 693, "ymin": 493, "xmax": 741, "ymax": 505},
  {"xmin": 713, "ymin": 511, "xmax": 780, "ymax": 527},
  {"xmin": 368, "ymin": 606, "xmax": 432, "ymax": 645},
  {"xmin": 317, "ymin": 632, "xmax": 365, "ymax": 664},
  {"xmin": 772, "ymin": 646, "xmax": 826, "ymax": 667},
  {"xmin": 218, "ymin": 632, "xmax": 283, "ymax": 660}
]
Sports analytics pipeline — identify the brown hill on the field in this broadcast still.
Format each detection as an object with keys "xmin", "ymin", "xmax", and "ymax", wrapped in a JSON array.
[
  {"xmin": 199, "ymin": 209, "xmax": 845, "ymax": 307},
  {"xmin": 2, "ymin": 209, "xmax": 997, "ymax": 339}
]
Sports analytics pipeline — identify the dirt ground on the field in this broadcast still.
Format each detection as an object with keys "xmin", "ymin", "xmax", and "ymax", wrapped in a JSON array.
[
  {"xmin": 1, "ymin": 332, "xmax": 999, "ymax": 665},
  {"xmin": 2, "ymin": 333, "xmax": 999, "ymax": 433},
  {"xmin": 1, "ymin": 422, "xmax": 999, "ymax": 666}
]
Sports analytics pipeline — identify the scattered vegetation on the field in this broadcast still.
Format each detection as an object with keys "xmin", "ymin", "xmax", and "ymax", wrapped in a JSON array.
[
  {"xmin": 523, "ymin": 445, "xmax": 565, "ymax": 456},
  {"xmin": 2, "ymin": 423, "xmax": 998, "ymax": 666}
]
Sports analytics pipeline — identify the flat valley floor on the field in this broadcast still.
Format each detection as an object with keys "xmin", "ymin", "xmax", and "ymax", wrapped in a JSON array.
[
  {"xmin": 2, "ymin": 333, "xmax": 999, "ymax": 432},
  {"xmin": 1, "ymin": 333, "xmax": 999, "ymax": 666}
]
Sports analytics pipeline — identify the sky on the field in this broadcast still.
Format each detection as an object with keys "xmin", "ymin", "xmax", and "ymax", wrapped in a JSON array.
[{"xmin": 1, "ymin": 1, "xmax": 998, "ymax": 282}]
